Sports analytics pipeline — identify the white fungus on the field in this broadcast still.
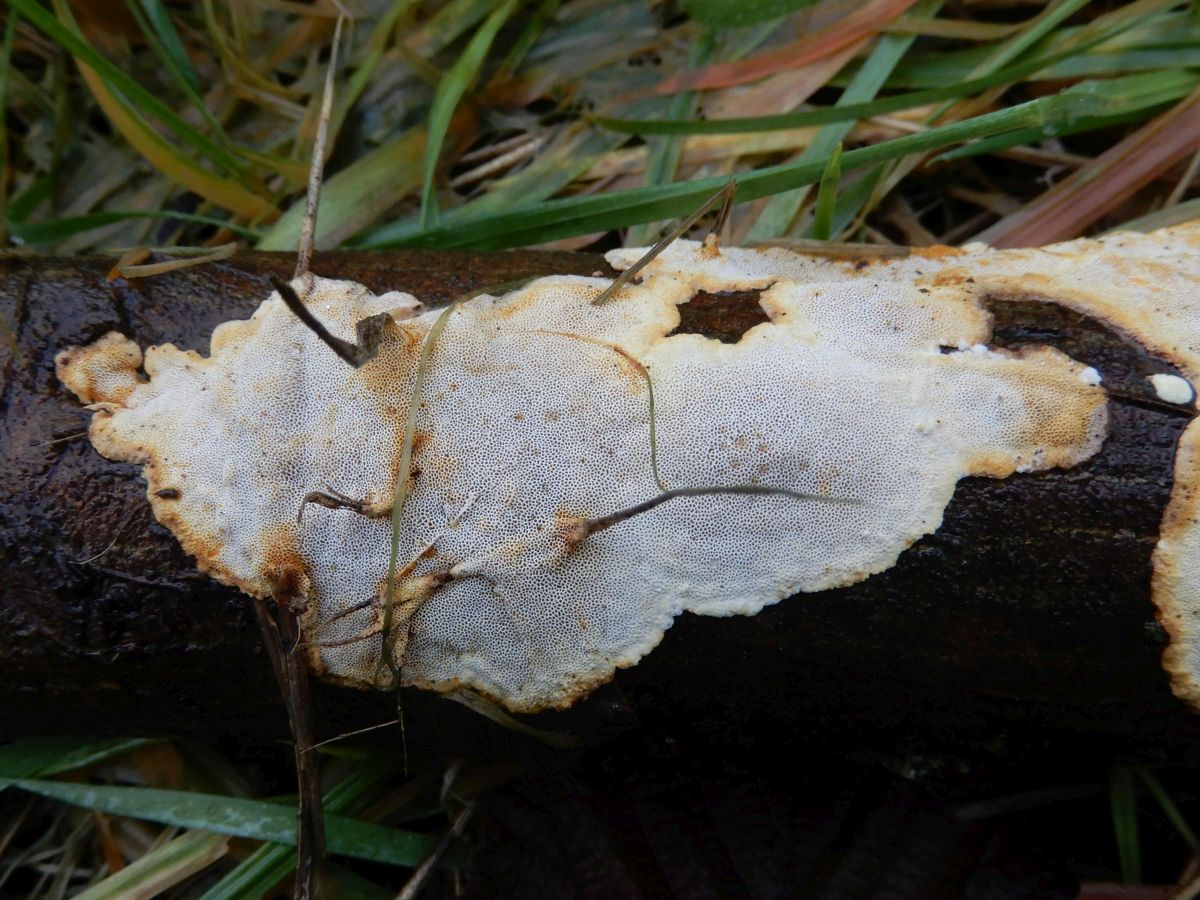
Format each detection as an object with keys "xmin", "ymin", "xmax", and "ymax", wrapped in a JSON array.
[
  {"xmin": 614, "ymin": 223, "xmax": 1200, "ymax": 711},
  {"xmin": 58, "ymin": 248, "xmax": 1112, "ymax": 711}
]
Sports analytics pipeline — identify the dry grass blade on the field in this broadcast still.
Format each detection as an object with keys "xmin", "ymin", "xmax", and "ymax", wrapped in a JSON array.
[
  {"xmin": 377, "ymin": 301, "xmax": 460, "ymax": 686},
  {"xmin": 592, "ymin": 179, "xmax": 737, "ymax": 305},
  {"xmin": 113, "ymin": 242, "xmax": 238, "ymax": 279},
  {"xmin": 296, "ymin": 15, "xmax": 345, "ymax": 279}
]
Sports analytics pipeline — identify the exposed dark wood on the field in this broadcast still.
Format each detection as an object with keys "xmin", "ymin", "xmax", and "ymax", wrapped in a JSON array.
[{"xmin": 1, "ymin": 250, "xmax": 1196, "ymax": 765}]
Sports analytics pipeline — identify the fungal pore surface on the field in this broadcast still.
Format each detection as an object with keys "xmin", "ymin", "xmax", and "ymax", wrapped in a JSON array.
[{"xmin": 68, "ymin": 226, "xmax": 1200, "ymax": 713}]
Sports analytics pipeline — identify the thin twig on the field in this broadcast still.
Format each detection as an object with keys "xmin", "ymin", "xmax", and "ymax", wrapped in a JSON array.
[
  {"xmin": 394, "ymin": 803, "xmax": 476, "ymax": 900},
  {"xmin": 296, "ymin": 15, "xmax": 345, "ymax": 280},
  {"xmin": 254, "ymin": 601, "xmax": 326, "ymax": 900},
  {"xmin": 301, "ymin": 717, "xmax": 403, "ymax": 754},
  {"xmin": 579, "ymin": 483, "xmax": 861, "ymax": 538},
  {"xmin": 271, "ymin": 274, "xmax": 391, "ymax": 368}
]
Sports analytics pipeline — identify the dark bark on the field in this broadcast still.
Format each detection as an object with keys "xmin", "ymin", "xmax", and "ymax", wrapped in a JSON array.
[{"xmin": 1, "ymin": 251, "xmax": 1196, "ymax": 765}]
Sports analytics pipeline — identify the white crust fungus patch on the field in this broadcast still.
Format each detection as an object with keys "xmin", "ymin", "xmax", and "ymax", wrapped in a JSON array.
[
  {"xmin": 1150, "ymin": 373, "xmax": 1195, "ymax": 406},
  {"xmin": 58, "ymin": 244, "xmax": 1116, "ymax": 712},
  {"xmin": 613, "ymin": 223, "xmax": 1200, "ymax": 710}
]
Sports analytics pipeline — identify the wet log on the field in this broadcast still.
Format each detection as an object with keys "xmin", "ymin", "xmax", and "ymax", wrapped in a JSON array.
[{"xmin": 1, "ymin": 251, "xmax": 1196, "ymax": 764}]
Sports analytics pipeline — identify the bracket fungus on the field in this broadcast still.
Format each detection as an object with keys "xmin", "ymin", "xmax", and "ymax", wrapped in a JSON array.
[{"xmin": 57, "ymin": 224, "xmax": 1200, "ymax": 714}]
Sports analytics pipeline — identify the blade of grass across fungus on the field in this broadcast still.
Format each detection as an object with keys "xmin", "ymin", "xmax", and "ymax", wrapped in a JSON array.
[
  {"xmin": 0, "ymin": 780, "xmax": 434, "ymax": 867},
  {"xmin": 386, "ymin": 86, "xmax": 1144, "ymax": 249},
  {"xmin": 419, "ymin": 0, "xmax": 520, "ymax": 229},
  {"xmin": 74, "ymin": 830, "xmax": 230, "ymax": 900},
  {"xmin": 377, "ymin": 302, "xmax": 461, "ymax": 686},
  {"xmin": 10, "ymin": 0, "xmax": 248, "ymax": 178}
]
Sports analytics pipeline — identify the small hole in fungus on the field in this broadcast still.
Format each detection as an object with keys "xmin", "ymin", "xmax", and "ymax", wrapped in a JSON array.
[{"xmin": 668, "ymin": 290, "xmax": 770, "ymax": 344}]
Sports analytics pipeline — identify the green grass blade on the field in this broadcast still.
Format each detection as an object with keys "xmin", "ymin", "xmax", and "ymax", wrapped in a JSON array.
[
  {"xmin": 412, "ymin": 0, "xmax": 498, "ymax": 57},
  {"xmin": 199, "ymin": 840, "xmax": 293, "ymax": 899},
  {"xmin": 1135, "ymin": 768, "xmax": 1200, "ymax": 850},
  {"xmin": 200, "ymin": 755, "xmax": 407, "ymax": 899},
  {"xmin": 1109, "ymin": 766, "xmax": 1142, "ymax": 883},
  {"xmin": 934, "ymin": 68, "xmax": 1199, "ymax": 161},
  {"xmin": 818, "ymin": 166, "xmax": 885, "ymax": 240},
  {"xmin": 595, "ymin": 29, "xmax": 1135, "ymax": 137},
  {"xmin": 134, "ymin": 0, "xmax": 200, "ymax": 92},
  {"xmin": 9, "ymin": 209, "xmax": 262, "ymax": 245},
  {"xmin": 123, "ymin": 0, "xmax": 227, "ymax": 140},
  {"xmin": 3, "ymin": 779, "xmax": 435, "ymax": 867},
  {"xmin": 933, "ymin": 109, "xmax": 1162, "ymax": 161},
  {"xmin": 258, "ymin": 126, "xmax": 426, "ymax": 251},
  {"xmin": 810, "ymin": 143, "xmax": 843, "ymax": 241},
  {"xmin": 383, "ymin": 87, "xmax": 1133, "ymax": 249},
  {"xmin": 685, "ymin": 0, "xmax": 817, "ymax": 28},
  {"xmin": 10, "ymin": 0, "xmax": 247, "ymax": 176},
  {"xmin": 628, "ymin": 29, "xmax": 715, "ymax": 245},
  {"xmin": 420, "ymin": 0, "xmax": 521, "ymax": 228},
  {"xmin": 0, "ymin": 738, "xmax": 158, "ymax": 779},
  {"xmin": 351, "ymin": 125, "xmax": 623, "ymax": 248},
  {"xmin": 75, "ymin": 830, "xmax": 229, "ymax": 900},
  {"xmin": 497, "ymin": 0, "xmax": 560, "ymax": 77},
  {"xmin": 750, "ymin": 0, "xmax": 936, "ymax": 240}
]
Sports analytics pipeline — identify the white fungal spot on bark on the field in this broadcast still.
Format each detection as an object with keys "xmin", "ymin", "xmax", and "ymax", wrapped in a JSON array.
[{"xmin": 1150, "ymin": 373, "xmax": 1194, "ymax": 406}]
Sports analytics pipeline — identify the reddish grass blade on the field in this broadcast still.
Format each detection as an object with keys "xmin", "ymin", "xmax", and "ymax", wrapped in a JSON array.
[
  {"xmin": 656, "ymin": 0, "xmax": 921, "ymax": 94},
  {"xmin": 975, "ymin": 85, "xmax": 1200, "ymax": 249}
]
